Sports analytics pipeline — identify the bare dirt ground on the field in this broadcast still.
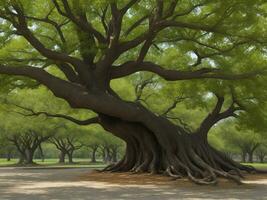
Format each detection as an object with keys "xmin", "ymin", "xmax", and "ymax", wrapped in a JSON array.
[{"xmin": 0, "ymin": 167, "xmax": 267, "ymax": 200}]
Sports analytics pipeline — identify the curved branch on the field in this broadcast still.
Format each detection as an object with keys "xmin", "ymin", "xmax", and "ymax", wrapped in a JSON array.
[
  {"xmin": 2, "ymin": 3, "xmax": 95, "ymax": 85},
  {"xmin": 11, "ymin": 103, "xmax": 99, "ymax": 126},
  {"xmin": 111, "ymin": 61, "xmax": 264, "ymax": 81},
  {"xmin": 0, "ymin": 64, "xmax": 90, "ymax": 107},
  {"xmin": 196, "ymin": 94, "xmax": 241, "ymax": 138},
  {"xmin": 161, "ymin": 96, "xmax": 190, "ymax": 116},
  {"xmin": 6, "ymin": 6, "xmax": 83, "ymax": 66}
]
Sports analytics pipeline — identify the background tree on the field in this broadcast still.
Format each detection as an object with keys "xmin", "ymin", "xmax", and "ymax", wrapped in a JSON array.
[
  {"xmin": 50, "ymin": 124, "xmax": 84, "ymax": 164},
  {"xmin": 83, "ymin": 131, "xmax": 103, "ymax": 163},
  {"xmin": 0, "ymin": 134, "xmax": 16, "ymax": 161},
  {"xmin": 255, "ymin": 144, "xmax": 267, "ymax": 163},
  {"xmin": 0, "ymin": 110, "xmax": 55, "ymax": 164}
]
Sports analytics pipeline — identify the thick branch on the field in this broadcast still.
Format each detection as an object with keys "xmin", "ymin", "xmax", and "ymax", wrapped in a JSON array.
[
  {"xmin": 0, "ymin": 64, "xmax": 90, "ymax": 106},
  {"xmin": 111, "ymin": 61, "xmax": 264, "ymax": 81},
  {"xmin": 56, "ymin": 63, "xmax": 80, "ymax": 83},
  {"xmin": 8, "ymin": 6, "xmax": 83, "ymax": 66},
  {"xmin": 197, "ymin": 94, "xmax": 241, "ymax": 138}
]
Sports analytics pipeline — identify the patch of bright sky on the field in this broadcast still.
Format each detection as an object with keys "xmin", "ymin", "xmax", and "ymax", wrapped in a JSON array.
[
  {"xmin": 0, "ymin": 18, "xmax": 6, "ymax": 25},
  {"xmin": 29, "ymin": 23, "xmax": 38, "ymax": 31},
  {"xmin": 187, "ymin": 51, "xmax": 217, "ymax": 68},
  {"xmin": 53, "ymin": 45, "xmax": 60, "ymax": 51},
  {"xmin": 193, "ymin": 7, "xmax": 202, "ymax": 15},
  {"xmin": 203, "ymin": 92, "xmax": 213, "ymax": 100}
]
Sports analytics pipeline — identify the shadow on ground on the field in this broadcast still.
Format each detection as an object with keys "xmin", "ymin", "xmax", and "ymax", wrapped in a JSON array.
[{"xmin": 0, "ymin": 168, "xmax": 266, "ymax": 200}]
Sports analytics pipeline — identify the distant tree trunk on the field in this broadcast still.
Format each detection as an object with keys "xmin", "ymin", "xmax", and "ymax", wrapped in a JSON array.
[
  {"xmin": 248, "ymin": 152, "xmax": 254, "ymax": 163},
  {"xmin": 106, "ymin": 148, "xmax": 112, "ymax": 162},
  {"xmin": 241, "ymin": 151, "xmax": 247, "ymax": 163},
  {"xmin": 256, "ymin": 151, "xmax": 267, "ymax": 163},
  {"xmin": 18, "ymin": 153, "xmax": 26, "ymax": 164},
  {"xmin": 247, "ymin": 144, "xmax": 260, "ymax": 163},
  {"xmin": 102, "ymin": 147, "xmax": 106, "ymax": 163},
  {"xmin": 25, "ymin": 149, "xmax": 34, "ymax": 164},
  {"xmin": 225, "ymin": 152, "xmax": 233, "ymax": 160},
  {"xmin": 67, "ymin": 151, "xmax": 74, "ymax": 163},
  {"xmin": 91, "ymin": 147, "xmax": 98, "ymax": 163},
  {"xmin": 259, "ymin": 155, "xmax": 265, "ymax": 163},
  {"xmin": 6, "ymin": 151, "xmax": 12, "ymax": 161},
  {"xmin": 112, "ymin": 149, "xmax": 117, "ymax": 163},
  {"xmin": 38, "ymin": 144, "xmax": 45, "ymax": 162},
  {"xmin": 58, "ymin": 151, "xmax": 66, "ymax": 163}
]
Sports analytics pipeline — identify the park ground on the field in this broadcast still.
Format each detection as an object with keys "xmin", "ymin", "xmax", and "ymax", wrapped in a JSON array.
[{"xmin": 0, "ymin": 164, "xmax": 267, "ymax": 200}]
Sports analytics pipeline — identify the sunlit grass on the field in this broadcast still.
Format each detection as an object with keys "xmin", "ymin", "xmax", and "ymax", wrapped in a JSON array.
[
  {"xmin": 0, "ymin": 158, "xmax": 18, "ymax": 166},
  {"xmin": 241, "ymin": 163, "xmax": 267, "ymax": 169},
  {"xmin": 0, "ymin": 158, "xmax": 106, "ymax": 168}
]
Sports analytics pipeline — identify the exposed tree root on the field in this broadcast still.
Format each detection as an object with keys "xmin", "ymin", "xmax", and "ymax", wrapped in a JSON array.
[
  {"xmin": 101, "ymin": 143, "xmax": 259, "ymax": 185},
  {"xmin": 98, "ymin": 114, "xmax": 265, "ymax": 185}
]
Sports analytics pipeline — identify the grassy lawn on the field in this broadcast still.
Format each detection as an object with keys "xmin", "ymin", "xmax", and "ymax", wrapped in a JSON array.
[
  {"xmin": 0, "ymin": 158, "xmax": 18, "ymax": 166},
  {"xmin": 1, "ymin": 158, "xmax": 266, "ymax": 170},
  {"xmin": 0, "ymin": 158, "xmax": 106, "ymax": 168},
  {"xmin": 242, "ymin": 163, "xmax": 267, "ymax": 169}
]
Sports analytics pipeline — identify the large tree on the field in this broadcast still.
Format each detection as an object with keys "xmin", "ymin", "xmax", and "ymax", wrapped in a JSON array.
[
  {"xmin": 0, "ymin": 0, "xmax": 267, "ymax": 184},
  {"xmin": 0, "ymin": 111, "xmax": 54, "ymax": 164}
]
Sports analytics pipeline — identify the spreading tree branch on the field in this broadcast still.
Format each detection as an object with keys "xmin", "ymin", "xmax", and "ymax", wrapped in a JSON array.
[
  {"xmin": 11, "ymin": 103, "xmax": 99, "ymax": 126},
  {"xmin": 197, "ymin": 93, "xmax": 242, "ymax": 138},
  {"xmin": 111, "ymin": 61, "xmax": 264, "ymax": 81}
]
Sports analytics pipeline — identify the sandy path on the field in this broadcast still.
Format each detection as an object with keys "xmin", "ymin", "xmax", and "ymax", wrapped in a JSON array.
[{"xmin": 0, "ymin": 167, "xmax": 266, "ymax": 200}]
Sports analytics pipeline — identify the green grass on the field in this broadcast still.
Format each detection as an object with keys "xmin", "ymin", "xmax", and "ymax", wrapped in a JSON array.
[
  {"xmin": 0, "ymin": 158, "xmax": 106, "ymax": 168},
  {"xmin": 2, "ymin": 158, "xmax": 265, "ymax": 170},
  {"xmin": 241, "ymin": 163, "xmax": 267, "ymax": 169},
  {"xmin": 0, "ymin": 158, "xmax": 18, "ymax": 166}
]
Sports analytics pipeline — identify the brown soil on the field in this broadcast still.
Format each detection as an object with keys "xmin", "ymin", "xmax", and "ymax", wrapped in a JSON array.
[{"xmin": 77, "ymin": 170, "xmax": 267, "ymax": 188}]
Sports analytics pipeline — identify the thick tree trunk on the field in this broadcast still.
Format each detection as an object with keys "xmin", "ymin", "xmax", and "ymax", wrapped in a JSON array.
[
  {"xmin": 59, "ymin": 151, "xmax": 66, "ymax": 163},
  {"xmin": 97, "ymin": 114, "xmax": 258, "ymax": 185}
]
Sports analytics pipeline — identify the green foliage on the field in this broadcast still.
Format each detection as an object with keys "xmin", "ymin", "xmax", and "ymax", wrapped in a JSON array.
[{"xmin": 0, "ymin": 0, "xmax": 267, "ymax": 161}]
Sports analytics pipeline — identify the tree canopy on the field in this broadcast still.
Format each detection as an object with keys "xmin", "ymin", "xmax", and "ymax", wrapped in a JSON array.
[{"xmin": 0, "ymin": 0, "xmax": 267, "ymax": 185}]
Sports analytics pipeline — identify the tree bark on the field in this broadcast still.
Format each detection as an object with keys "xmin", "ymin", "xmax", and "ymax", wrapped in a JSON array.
[
  {"xmin": 59, "ymin": 151, "xmax": 66, "ymax": 163},
  {"xmin": 38, "ymin": 144, "xmax": 45, "ymax": 162},
  {"xmin": 97, "ymin": 114, "xmax": 257, "ymax": 185},
  {"xmin": 18, "ymin": 153, "xmax": 26, "ymax": 164},
  {"xmin": 91, "ymin": 148, "xmax": 97, "ymax": 163},
  {"xmin": 259, "ymin": 155, "xmax": 265, "ymax": 163},
  {"xmin": 248, "ymin": 152, "xmax": 254, "ymax": 163},
  {"xmin": 102, "ymin": 147, "xmax": 106, "ymax": 163},
  {"xmin": 112, "ymin": 149, "xmax": 118, "ymax": 163},
  {"xmin": 67, "ymin": 151, "xmax": 74, "ymax": 164},
  {"xmin": 25, "ymin": 149, "xmax": 34, "ymax": 164},
  {"xmin": 106, "ymin": 148, "xmax": 112, "ymax": 163},
  {"xmin": 6, "ymin": 151, "xmax": 12, "ymax": 161},
  {"xmin": 241, "ymin": 151, "xmax": 247, "ymax": 163}
]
